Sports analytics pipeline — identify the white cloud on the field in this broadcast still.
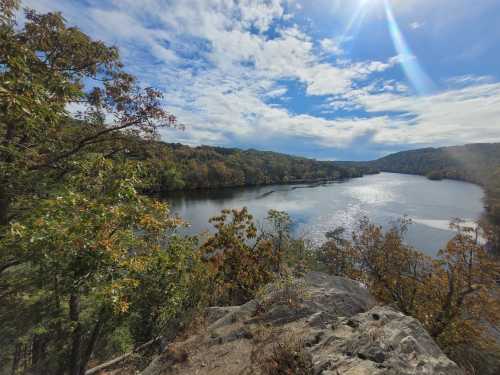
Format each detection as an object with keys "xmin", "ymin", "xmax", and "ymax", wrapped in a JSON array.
[
  {"xmin": 348, "ymin": 81, "xmax": 500, "ymax": 145},
  {"xmin": 409, "ymin": 21, "xmax": 423, "ymax": 30},
  {"xmin": 446, "ymin": 75, "xmax": 495, "ymax": 87},
  {"xmin": 320, "ymin": 38, "xmax": 344, "ymax": 55},
  {"xmin": 265, "ymin": 87, "xmax": 289, "ymax": 98}
]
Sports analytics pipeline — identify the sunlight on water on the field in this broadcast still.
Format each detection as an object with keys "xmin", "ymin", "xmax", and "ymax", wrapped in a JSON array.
[
  {"xmin": 348, "ymin": 184, "xmax": 396, "ymax": 206},
  {"xmin": 168, "ymin": 173, "xmax": 485, "ymax": 256}
]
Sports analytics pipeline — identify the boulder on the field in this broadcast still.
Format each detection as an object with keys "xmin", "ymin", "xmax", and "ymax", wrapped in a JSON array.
[{"xmin": 141, "ymin": 272, "xmax": 463, "ymax": 375}]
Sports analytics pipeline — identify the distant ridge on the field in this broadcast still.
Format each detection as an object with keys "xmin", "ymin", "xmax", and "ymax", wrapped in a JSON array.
[{"xmin": 361, "ymin": 143, "xmax": 500, "ymax": 185}]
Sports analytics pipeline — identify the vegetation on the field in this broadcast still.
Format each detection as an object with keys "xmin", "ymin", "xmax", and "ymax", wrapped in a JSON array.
[
  {"xmin": 260, "ymin": 335, "xmax": 314, "ymax": 375},
  {"xmin": 136, "ymin": 142, "xmax": 374, "ymax": 194},
  {"xmin": 200, "ymin": 208, "xmax": 279, "ymax": 306},
  {"xmin": 0, "ymin": 1, "xmax": 202, "ymax": 372}
]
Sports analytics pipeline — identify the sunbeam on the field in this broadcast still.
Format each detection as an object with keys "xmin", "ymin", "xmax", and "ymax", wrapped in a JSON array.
[
  {"xmin": 339, "ymin": 0, "xmax": 372, "ymax": 43},
  {"xmin": 383, "ymin": 0, "xmax": 435, "ymax": 95}
]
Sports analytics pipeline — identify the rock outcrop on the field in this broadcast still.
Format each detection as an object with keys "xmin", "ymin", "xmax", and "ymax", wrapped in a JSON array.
[{"xmin": 141, "ymin": 272, "xmax": 463, "ymax": 375}]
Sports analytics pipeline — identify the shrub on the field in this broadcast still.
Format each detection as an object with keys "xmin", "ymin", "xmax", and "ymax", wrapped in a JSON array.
[
  {"xmin": 257, "ymin": 274, "xmax": 307, "ymax": 310},
  {"xmin": 260, "ymin": 335, "xmax": 314, "ymax": 375},
  {"xmin": 201, "ymin": 208, "xmax": 279, "ymax": 306}
]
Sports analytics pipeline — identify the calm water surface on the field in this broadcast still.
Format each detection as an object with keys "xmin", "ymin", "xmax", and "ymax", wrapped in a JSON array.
[{"xmin": 166, "ymin": 173, "xmax": 485, "ymax": 256}]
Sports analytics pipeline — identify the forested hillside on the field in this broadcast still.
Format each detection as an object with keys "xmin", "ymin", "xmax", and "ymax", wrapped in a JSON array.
[
  {"xmin": 368, "ymin": 143, "xmax": 500, "ymax": 185},
  {"xmin": 137, "ymin": 143, "xmax": 375, "ymax": 193}
]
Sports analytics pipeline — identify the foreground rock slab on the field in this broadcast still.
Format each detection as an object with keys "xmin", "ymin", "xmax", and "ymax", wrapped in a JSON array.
[{"xmin": 141, "ymin": 272, "xmax": 463, "ymax": 375}]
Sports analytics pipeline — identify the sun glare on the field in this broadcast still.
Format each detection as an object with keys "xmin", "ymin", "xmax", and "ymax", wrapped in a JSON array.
[
  {"xmin": 342, "ymin": 0, "xmax": 434, "ymax": 95},
  {"xmin": 383, "ymin": 0, "xmax": 435, "ymax": 95}
]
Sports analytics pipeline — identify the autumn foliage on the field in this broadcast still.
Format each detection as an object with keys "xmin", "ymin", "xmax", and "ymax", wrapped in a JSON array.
[{"xmin": 201, "ymin": 208, "xmax": 279, "ymax": 305}]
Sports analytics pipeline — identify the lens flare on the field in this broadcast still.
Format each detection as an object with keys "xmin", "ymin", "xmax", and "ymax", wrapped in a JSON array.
[
  {"xmin": 383, "ymin": 0, "xmax": 435, "ymax": 95},
  {"xmin": 340, "ymin": 0, "xmax": 371, "ymax": 43}
]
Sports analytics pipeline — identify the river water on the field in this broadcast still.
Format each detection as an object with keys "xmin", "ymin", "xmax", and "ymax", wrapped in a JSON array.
[{"xmin": 166, "ymin": 173, "xmax": 485, "ymax": 256}]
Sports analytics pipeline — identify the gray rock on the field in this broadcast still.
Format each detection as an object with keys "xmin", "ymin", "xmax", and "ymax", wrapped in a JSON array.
[{"xmin": 141, "ymin": 273, "xmax": 464, "ymax": 375}]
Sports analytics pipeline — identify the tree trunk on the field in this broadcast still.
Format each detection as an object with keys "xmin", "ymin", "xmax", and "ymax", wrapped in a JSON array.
[
  {"xmin": 31, "ymin": 334, "xmax": 49, "ymax": 374},
  {"xmin": 84, "ymin": 338, "xmax": 160, "ymax": 375},
  {"xmin": 79, "ymin": 308, "xmax": 108, "ymax": 375},
  {"xmin": 69, "ymin": 293, "xmax": 82, "ymax": 375},
  {"xmin": 0, "ymin": 183, "xmax": 9, "ymax": 226},
  {"xmin": 11, "ymin": 343, "xmax": 21, "ymax": 375}
]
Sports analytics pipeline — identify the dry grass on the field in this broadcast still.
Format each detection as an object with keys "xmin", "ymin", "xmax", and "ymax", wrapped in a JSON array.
[
  {"xmin": 257, "ymin": 275, "xmax": 308, "ymax": 310},
  {"xmin": 259, "ymin": 334, "xmax": 314, "ymax": 375}
]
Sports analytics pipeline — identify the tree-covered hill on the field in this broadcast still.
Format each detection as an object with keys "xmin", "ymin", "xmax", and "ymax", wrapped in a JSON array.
[
  {"xmin": 136, "ymin": 142, "xmax": 376, "ymax": 193},
  {"xmin": 366, "ymin": 143, "xmax": 500, "ymax": 186}
]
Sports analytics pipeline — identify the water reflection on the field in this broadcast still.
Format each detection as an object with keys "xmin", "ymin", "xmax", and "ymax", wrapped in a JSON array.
[{"xmin": 165, "ymin": 173, "xmax": 485, "ymax": 256}]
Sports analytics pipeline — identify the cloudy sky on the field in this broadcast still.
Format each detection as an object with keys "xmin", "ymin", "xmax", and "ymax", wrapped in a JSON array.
[{"xmin": 24, "ymin": 0, "xmax": 500, "ymax": 160}]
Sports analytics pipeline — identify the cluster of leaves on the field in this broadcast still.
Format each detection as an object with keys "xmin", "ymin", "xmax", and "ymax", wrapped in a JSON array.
[
  {"xmin": 317, "ymin": 218, "xmax": 500, "ymax": 373},
  {"xmin": 0, "ymin": 156, "xmax": 205, "ymax": 374},
  {"xmin": 0, "ymin": 0, "xmax": 179, "ymax": 225}
]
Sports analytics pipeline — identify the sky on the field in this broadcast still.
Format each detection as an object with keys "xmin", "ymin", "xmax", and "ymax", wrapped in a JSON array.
[{"xmin": 22, "ymin": 0, "xmax": 500, "ymax": 160}]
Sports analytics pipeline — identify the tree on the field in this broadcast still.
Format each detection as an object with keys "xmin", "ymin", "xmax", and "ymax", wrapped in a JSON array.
[
  {"xmin": 317, "ymin": 227, "xmax": 360, "ymax": 278},
  {"xmin": 127, "ymin": 235, "xmax": 208, "ymax": 345},
  {"xmin": 0, "ymin": 156, "xmax": 193, "ymax": 374},
  {"xmin": 419, "ymin": 221, "xmax": 500, "ymax": 346},
  {"xmin": 264, "ymin": 210, "xmax": 291, "ymax": 270},
  {"xmin": 0, "ymin": 2, "xmax": 179, "ymax": 225},
  {"xmin": 350, "ymin": 217, "xmax": 434, "ymax": 316}
]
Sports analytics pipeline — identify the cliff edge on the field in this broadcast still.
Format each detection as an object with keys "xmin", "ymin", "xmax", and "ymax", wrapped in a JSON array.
[{"xmin": 140, "ymin": 272, "xmax": 463, "ymax": 375}]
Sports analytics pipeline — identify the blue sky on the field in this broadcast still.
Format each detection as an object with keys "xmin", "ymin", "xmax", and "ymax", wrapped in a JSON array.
[{"xmin": 24, "ymin": 0, "xmax": 500, "ymax": 160}]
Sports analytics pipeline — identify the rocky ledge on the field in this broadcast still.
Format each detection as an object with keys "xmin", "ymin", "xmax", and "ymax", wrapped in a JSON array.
[{"xmin": 141, "ymin": 272, "xmax": 463, "ymax": 375}]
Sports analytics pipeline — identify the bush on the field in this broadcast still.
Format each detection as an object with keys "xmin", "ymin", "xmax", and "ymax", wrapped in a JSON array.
[
  {"xmin": 257, "ymin": 275, "xmax": 307, "ymax": 310},
  {"xmin": 260, "ymin": 335, "xmax": 314, "ymax": 375},
  {"xmin": 427, "ymin": 170, "xmax": 444, "ymax": 180},
  {"xmin": 201, "ymin": 208, "xmax": 279, "ymax": 306}
]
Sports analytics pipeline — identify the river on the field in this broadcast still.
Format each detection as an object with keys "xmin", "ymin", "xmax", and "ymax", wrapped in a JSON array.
[{"xmin": 165, "ymin": 172, "xmax": 485, "ymax": 256}]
